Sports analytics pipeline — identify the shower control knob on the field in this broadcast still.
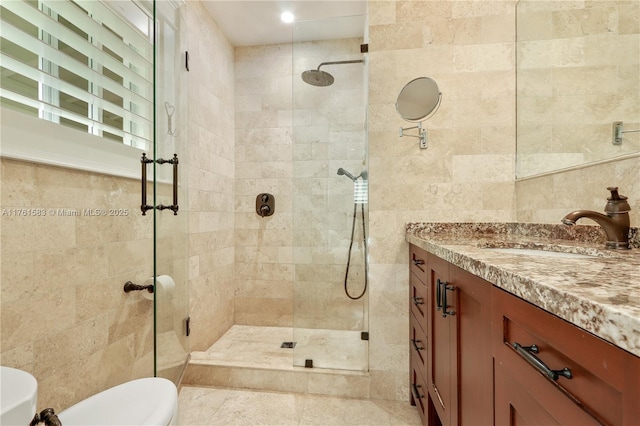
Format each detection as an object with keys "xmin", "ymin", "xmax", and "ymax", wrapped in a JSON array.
[{"xmin": 256, "ymin": 193, "xmax": 275, "ymax": 217}]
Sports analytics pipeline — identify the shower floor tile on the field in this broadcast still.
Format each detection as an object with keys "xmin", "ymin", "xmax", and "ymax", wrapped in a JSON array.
[{"xmin": 191, "ymin": 325, "xmax": 367, "ymax": 371}]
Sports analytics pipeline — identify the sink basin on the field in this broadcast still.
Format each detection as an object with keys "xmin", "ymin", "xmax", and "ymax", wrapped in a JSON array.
[
  {"xmin": 486, "ymin": 248, "xmax": 596, "ymax": 259},
  {"xmin": 1, "ymin": 366, "xmax": 37, "ymax": 425}
]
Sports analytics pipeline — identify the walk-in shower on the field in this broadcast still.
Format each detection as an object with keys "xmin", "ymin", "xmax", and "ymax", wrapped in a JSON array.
[
  {"xmin": 191, "ymin": 12, "xmax": 369, "ymax": 376},
  {"xmin": 292, "ymin": 14, "xmax": 369, "ymax": 371}
]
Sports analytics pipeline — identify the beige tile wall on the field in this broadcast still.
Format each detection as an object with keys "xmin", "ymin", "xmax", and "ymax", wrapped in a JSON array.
[
  {"xmin": 1, "ymin": 159, "xmax": 155, "ymax": 409},
  {"xmin": 186, "ymin": 0, "xmax": 236, "ymax": 351},
  {"xmin": 367, "ymin": 0, "xmax": 517, "ymax": 401},
  {"xmin": 234, "ymin": 43, "xmax": 295, "ymax": 326}
]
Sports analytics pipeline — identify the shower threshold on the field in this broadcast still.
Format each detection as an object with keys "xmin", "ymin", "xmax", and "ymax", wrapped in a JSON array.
[
  {"xmin": 190, "ymin": 325, "xmax": 367, "ymax": 371},
  {"xmin": 184, "ymin": 325, "xmax": 370, "ymax": 398}
]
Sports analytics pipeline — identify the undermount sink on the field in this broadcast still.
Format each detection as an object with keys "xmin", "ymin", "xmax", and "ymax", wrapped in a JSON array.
[
  {"xmin": 1, "ymin": 366, "xmax": 37, "ymax": 425},
  {"xmin": 486, "ymin": 247, "xmax": 596, "ymax": 259}
]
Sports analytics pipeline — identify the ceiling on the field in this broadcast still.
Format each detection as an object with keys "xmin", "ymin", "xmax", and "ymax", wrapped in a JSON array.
[{"xmin": 202, "ymin": 1, "xmax": 367, "ymax": 47}]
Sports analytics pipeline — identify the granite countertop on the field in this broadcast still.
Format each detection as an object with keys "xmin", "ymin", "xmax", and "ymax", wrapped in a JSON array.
[{"xmin": 405, "ymin": 222, "xmax": 640, "ymax": 358}]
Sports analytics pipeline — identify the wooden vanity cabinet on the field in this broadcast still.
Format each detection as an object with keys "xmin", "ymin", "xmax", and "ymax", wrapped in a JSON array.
[
  {"xmin": 409, "ymin": 244, "xmax": 640, "ymax": 425},
  {"xmin": 409, "ymin": 245, "xmax": 493, "ymax": 426},
  {"xmin": 492, "ymin": 286, "xmax": 640, "ymax": 426}
]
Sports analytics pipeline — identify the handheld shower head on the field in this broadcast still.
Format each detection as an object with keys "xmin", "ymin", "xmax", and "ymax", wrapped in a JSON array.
[{"xmin": 337, "ymin": 168, "xmax": 357, "ymax": 181}]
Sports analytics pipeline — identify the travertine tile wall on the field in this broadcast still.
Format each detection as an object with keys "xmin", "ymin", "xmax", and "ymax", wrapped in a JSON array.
[
  {"xmin": 233, "ymin": 37, "xmax": 368, "ymax": 331},
  {"xmin": 233, "ymin": 43, "xmax": 295, "ymax": 326},
  {"xmin": 0, "ymin": 159, "xmax": 155, "ymax": 409},
  {"xmin": 185, "ymin": 0, "xmax": 236, "ymax": 351},
  {"xmin": 516, "ymin": 1, "xmax": 640, "ymax": 177},
  {"xmin": 367, "ymin": 0, "xmax": 517, "ymax": 401}
]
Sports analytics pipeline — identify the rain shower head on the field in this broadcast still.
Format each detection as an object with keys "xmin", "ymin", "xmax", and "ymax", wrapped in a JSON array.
[
  {"xmin": 337, "ymin": 168, "xmax": 357, "ymax": 181},
  {"xmin": 301, "ymin": 59, "xmax": 365, "ymax": 87},
  {"xmin": 301, "ymin": 69, "xmax": 334, "ymax": 87}
]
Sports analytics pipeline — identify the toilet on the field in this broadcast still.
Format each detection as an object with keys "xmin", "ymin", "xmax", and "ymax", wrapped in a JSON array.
[{"xmin": 58, "ymin": 378, "xmax": 178, "ymax": 425}]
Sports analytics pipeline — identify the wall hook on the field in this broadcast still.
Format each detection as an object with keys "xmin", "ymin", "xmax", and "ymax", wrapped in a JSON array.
[{"xmin": 165, "ymin": 102, "xmax": 178, "ymax": 136}]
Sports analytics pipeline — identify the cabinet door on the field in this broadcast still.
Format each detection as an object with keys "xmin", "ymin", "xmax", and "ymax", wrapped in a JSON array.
[
  {"xmin": 426, "ymin": 253, "xmax": 456, "ymax": 426},
  {"xmin": 450, "ymin": 266, "xmax": 492, "ymax": 426}
]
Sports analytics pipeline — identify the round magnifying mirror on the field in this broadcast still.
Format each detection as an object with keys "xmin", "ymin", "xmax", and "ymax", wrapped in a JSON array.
[{"xmin": 395, "ymin": 77, "xmax": 441, "ymax": 122}]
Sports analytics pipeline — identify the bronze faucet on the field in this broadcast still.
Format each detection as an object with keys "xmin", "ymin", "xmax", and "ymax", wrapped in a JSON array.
[{"xmin": 562, "ymin": 187, "xmax": 631, "ymax": 250}]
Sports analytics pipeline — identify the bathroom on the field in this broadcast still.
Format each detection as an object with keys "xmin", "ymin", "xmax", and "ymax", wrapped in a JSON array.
[{"xmin": 1, "ymin": 0, "xmax": 639, "ymax": 424}]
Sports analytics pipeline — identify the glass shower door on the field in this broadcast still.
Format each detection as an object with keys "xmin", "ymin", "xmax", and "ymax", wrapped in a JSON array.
[
  {"xmin": 292, "ymin": 15, "xmax": 369, "ymax": 372},
  {"xmin": 152, "ymin": 0, "xmax": 190, "ymax": 382}
]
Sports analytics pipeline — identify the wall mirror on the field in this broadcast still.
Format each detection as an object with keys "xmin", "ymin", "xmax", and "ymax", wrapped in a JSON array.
[
  {"xmin": 396, "ymin": 77, "xmax": 441, "ymax": 149},
  {"xmin": 516, "ymin": 0, "xmax": 640, "ymax": 179},
  {"xmin": 396, "ymin": 77, "xmax": 441, "ymax": 122}
]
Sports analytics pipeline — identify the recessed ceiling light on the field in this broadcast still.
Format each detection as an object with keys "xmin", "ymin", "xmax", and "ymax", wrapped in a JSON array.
[{"xmin": 280, "ymin": 11, "xmax": 294, "ymax": 23}]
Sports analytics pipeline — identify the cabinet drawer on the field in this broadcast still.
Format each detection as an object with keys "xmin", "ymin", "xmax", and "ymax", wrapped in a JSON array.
[
  {"xmin": 410, "ymin": 272, "xmax": 427, "ymax": 324},
  {"xmin": 410, "ymin": 360, "xmax": 429, "ymax": 425},
  {"xmin": 495, "ymin": 357, "xmax": 599, "ymax": 426},
  {"xmin": 493, "ymin": 286, "xmax": 640, "ymax": 426},
  {"xmin": 410, "ymin": 312, "xmax": 427, "ymax": 378},
  {"xmin": 409, "ymin": 244, "xmax": 428, "ymax": 284}
]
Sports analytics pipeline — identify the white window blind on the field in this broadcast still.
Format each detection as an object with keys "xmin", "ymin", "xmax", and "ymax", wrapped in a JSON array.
[{"xmin": 0, "ymin": 0, "xmax": 153, "ymax": 151}]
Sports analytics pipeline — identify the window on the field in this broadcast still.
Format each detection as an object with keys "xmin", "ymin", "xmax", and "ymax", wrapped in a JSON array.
[{"xmin": 1, "ymin": 0, "xmax": 154, "ymax": 176}]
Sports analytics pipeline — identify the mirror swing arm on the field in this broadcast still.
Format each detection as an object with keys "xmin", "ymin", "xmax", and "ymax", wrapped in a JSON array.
[{"xmin": 399, "ymin": 122, "xmax": 428, "ymax": 149}]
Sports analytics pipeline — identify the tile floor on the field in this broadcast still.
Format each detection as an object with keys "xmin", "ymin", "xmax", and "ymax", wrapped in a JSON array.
[{"xmin": 178, "ymin": 386, "xmax": 422, "ymax": 426}]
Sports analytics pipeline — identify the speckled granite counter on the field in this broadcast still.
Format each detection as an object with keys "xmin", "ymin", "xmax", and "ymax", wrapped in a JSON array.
[{"xmin": 405, "ymin": 223, "xmax": 640, "ymax": 357}]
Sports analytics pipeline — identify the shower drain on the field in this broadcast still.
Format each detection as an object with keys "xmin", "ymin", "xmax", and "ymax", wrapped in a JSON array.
[{"xmin": 280, "ymin": 341, "xmax": 296, "ymax": 349}]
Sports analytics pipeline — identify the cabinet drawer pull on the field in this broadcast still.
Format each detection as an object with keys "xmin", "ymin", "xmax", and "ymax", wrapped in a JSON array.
[
  {"xmin": 412, "ymin": 258, "xmax": 425, "ymax": 266},
  {"xmin": 411, "ymin": 339, "xmax": 424, "ymax": 352},
  {"xmin": 436, "ymin": 279, "xmax": 443, "ymax": 310},
  {"xmin": 411, "ymin": 383, "xmax": 425, "ymax": 400},
  {"xmin": 412, "ymin": 296, "xmax": 424, "ymax": 306},
  {"xmin": 513, "ymin": 342, "xmax": 573, "ymax": 381}
]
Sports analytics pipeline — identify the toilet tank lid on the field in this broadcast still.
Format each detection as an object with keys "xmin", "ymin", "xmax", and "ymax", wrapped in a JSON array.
[{"xmin": 58, "ymin": 378, "xmax": 177, "ymax": 426}]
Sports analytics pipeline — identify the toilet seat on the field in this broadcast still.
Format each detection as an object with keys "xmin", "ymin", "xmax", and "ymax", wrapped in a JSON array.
[{"xmin": 58, "ymin": 378, "xmax": 178, "ymax": 425}]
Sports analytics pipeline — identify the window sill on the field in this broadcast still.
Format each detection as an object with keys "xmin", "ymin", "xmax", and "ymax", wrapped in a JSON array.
[{"xmin": 1, "ymin": 107, "xmax": 145, "ymax": 179}]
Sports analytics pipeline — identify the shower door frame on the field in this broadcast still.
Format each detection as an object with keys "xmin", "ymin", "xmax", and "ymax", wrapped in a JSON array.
[{"xmin": 152, "ymin": 0, "xmax": 190, "ymax": 383}]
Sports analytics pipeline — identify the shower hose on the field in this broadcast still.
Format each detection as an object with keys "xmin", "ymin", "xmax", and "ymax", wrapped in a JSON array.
[{"xmin": 344, "ymin": 202, "xmax": 368, "ymax": 300}]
